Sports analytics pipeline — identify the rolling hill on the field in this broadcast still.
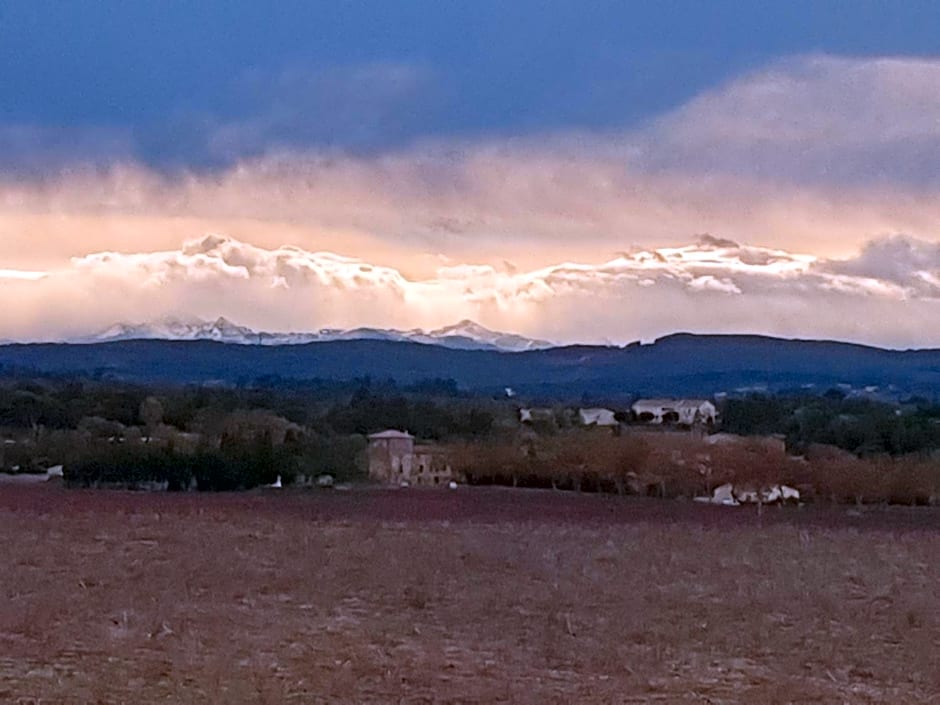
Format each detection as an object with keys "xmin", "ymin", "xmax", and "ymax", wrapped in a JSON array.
[{"xmin": 2, "ymin": 333, "xmax": 939, "ymax": 399}]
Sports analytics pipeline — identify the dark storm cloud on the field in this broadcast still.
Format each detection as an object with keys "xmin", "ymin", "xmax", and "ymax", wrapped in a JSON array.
[{"xmin": 4, "ymin": 1, "xmax": 940, "ymax": 168}]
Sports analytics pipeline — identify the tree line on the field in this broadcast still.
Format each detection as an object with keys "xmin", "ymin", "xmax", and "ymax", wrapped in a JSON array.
[
  {"xmin": 3, "ymin": 371, "xmax": 939, "ymax": 495},
  {"xmin": 0, "ymin": 375, "xmax": 502, "ymax": 488},
  {"xmin": 0, "ymin": 376, "xmax": 499, "ymax": 438},
  {"xmin": 720, "ymin": 392, "xmax": 940, "ymax": 457}
]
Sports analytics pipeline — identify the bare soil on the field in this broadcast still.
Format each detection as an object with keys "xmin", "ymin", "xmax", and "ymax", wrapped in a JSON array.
[{"xmin": 2, "ymin": 484, "xmax": 939, "ymax": 704}]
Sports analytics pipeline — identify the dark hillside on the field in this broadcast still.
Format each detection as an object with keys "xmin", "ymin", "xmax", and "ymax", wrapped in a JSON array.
[{"xmin": 1, "ymin": 335, "xmax": 939, "ymax": 398}]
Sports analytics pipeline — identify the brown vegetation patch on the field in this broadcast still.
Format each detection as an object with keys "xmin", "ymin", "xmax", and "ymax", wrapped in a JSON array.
[
  {"xmin": 1, "ymin": 485, "xmax": 939, "ymax": 704},
  {"xmin": 448, "ymin": 431, "xmax": 940, "ymax": 506}
]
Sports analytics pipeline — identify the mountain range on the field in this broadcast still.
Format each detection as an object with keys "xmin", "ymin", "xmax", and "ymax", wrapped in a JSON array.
[
  {"xmin": 2, "ymin": 332, "xmax": 939, "ymax": 400},
  {"xmin": 78, "ymin": 317, "xmax": 554, "ymax": 352}
]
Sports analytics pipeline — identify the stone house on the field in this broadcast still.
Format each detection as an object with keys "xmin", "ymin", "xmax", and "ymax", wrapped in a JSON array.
[{"xmin": 367, "ymin": 430, "xmax": 457, "ymax": 487}]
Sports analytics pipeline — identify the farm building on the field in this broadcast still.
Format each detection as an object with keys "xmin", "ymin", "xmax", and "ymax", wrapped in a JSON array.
[
  {"xmin": 631, "ymin": 399, "xmax": 717, "ymax": 425},
  {"xmin": 367, "ymin": 430, "xmax": 457, "ymax": 487},
  {"xmin": 578, "ymin": 408, "xmax": 618, "ymax": 426}
]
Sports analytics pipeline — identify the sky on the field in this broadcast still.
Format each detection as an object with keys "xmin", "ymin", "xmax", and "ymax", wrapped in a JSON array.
[{"xmin": 2, "ymin": 1, "xmax": 940, "ymax": 347}]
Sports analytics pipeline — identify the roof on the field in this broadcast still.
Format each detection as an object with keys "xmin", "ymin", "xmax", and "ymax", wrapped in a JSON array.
[
  {"xmin": 674, "ymin": 399, "xmax": 715, "ymax": 410},
  {"xmin": 632, "ymin": 398, "xmax": 712, "ymax": 408},
  {"xmin": 631, "ymin": 398, "xmax": 677, "ymax": 408},
  {"xmin": 367, "ymin": 430, "xmax": 414, "ymax": 440}
]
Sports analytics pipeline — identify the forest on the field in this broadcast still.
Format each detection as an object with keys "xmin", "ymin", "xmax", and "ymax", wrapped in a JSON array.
[
  {"xmin": 720, "ymin": 391, "xmax": 940, "ymax": 456},
  {"xmin": 1, "ymin": 371, "xmax": 938, "ymax": 497},
  {"xmin": 0, "ymin": 374, "xmax": 501, "ymax": 489}
]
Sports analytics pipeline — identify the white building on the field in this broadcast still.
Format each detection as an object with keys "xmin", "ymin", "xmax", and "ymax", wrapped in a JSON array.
[
  {"xmin": 577, "ymin": 408, "xmax": 618, "ymax": 426},
  {"xmin": 631, "ymin": 399, "xmax": 717, "ymax": 425},
  {"xmin": 518, "ymin": 408, "xmax": 555, "ymax": 424}
]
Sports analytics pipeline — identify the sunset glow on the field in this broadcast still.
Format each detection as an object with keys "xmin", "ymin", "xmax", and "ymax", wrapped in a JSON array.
[{"xmin": 2, "ymin": 9, "xmax": 939, "ymax": 347}]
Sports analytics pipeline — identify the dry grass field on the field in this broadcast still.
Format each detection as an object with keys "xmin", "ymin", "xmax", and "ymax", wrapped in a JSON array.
[{"xmin": 2, "ymin": 485, "xmax": 939, "ymax": 704}]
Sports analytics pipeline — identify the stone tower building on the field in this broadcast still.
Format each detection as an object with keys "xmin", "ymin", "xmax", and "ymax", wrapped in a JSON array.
[{"xmin": 367, "ymin": 430, "xmax": 456, "ymax": 486}]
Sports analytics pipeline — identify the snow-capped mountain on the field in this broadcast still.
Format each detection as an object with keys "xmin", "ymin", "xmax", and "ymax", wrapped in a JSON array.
[
  {"xmin": 78, "ymin": 317, "xmax": 555, "ymax": 352},
  {"xmin": 89, "ymin": 317, "xmax": 266, "ymax": 344},
  {"xmin": 422, "ymin": 320, "xmax": 553, "ymax": 352}
]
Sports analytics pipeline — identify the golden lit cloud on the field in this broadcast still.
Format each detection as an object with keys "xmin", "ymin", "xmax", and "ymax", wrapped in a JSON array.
[{"xmin": 1, "ymin": 233, "xmax": 938, "ymax": 348}]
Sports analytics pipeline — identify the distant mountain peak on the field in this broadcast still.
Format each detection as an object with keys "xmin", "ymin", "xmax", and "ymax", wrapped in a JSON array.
[
  {"xmin": 425, "ymin": 320, "xmax": 553, "ymax": 350},
  {"xmin": 431, "ymin": 319, "xmax": 494, "ymax": 337}
]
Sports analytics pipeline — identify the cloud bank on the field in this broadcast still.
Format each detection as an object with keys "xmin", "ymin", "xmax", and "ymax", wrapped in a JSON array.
[{"xmin": 3, "ymin": 233, "xmax": 939, "ymax": 348}]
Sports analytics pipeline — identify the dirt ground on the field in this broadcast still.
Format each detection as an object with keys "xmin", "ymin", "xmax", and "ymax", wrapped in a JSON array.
[{"xmin": 1, "ymin": 485, "xmax": 939, "ymax": 704}]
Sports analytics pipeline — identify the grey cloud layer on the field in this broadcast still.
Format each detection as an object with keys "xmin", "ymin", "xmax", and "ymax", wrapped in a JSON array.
[
  {"xmin": 626, "ymin": 55, "xmax": 940, "ymax": 186},
  {"xmin": 5, "ymin": 54, "xmax": 940, "ymax": 186},
  {"xmin": 823, "ymin": 236, "xmax": 940, "ymax": 297}
]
